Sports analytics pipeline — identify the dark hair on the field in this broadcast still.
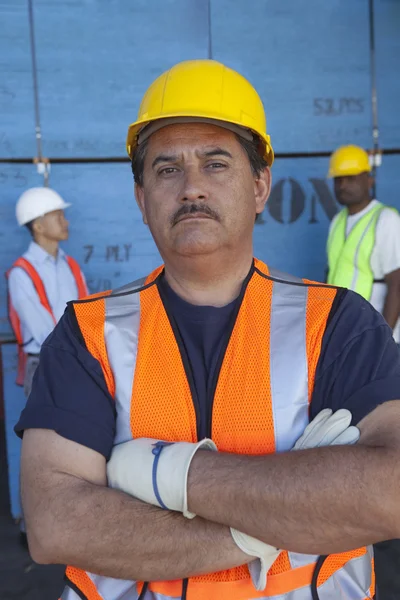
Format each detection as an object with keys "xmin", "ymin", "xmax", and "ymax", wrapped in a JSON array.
[
  {"xmin": 235, "ymin": 134, "xmax": 269, "ymax": 177},
  {"xmin": 131, "ymin": 131, "xmax": 269, "ymax": 187},
  {"xmin": 131, "ymin": 138, "xmax": 149, "ymax": 187},
  {"xmin": 25, "ymin": 220, "xmax": 35, "ymax": 237}
]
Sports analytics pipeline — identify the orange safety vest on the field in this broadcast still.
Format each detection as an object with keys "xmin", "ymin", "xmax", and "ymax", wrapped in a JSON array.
[
  {"xmin": 6, "ymin": 255, "xmax": 88, "ymax": 385},
  {"xmin": 62, "ymin": 259, "xmax": 374, "ymax": 600}
]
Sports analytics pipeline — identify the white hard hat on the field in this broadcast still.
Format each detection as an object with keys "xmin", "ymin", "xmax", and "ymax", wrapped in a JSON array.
[{"xmin": 16, "ymin": 187, "xmax": 71, "ymax": 226}]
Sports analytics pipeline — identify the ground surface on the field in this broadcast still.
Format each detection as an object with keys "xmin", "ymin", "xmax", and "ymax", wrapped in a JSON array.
[{"xmin": 0, "ymin": 417, "xmax": 65, "ymax": 600}]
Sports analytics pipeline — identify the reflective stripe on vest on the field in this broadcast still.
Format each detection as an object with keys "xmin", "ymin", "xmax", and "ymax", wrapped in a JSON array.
[
  {"xmin": 327, "ymin": 203, "xmax": 386, "ymax": 300},
  {"xmin": 63, "ymin": 549, "xmax": 373, "ymax": 600},
  {"xmin": 5, "ymin": 255, "xmax": 87, "ymax": 385},
  {"xmin": 67, "ymin": 259, "xmax": 374, "ymax": 600}
]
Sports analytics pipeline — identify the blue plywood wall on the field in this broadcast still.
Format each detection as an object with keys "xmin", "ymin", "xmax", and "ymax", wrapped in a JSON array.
[
  {"xmin": 0, "ymin": 0, "xmax": 380, "ymax": 158},
  {"xmin": 212, "ymin": 0, "xmax": 373, "ymax": 153},
  {"xmin": 0, "ymin": 1, "xmax": 36, "ymax": 158},
  {"xmin": 1, "ymin": 0, "xmax": 399, "ymax": 518},
  {"xmin": 375, "ymin": 0, "xmax": 400, "ymax": 148}
]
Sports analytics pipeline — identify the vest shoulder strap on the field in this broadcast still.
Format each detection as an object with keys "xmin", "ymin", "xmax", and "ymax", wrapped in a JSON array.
[
  {"xmin": 265, "ymin": 265, "xmax": 338, "ymax": 291},
  {"xmin": 65, "ymin": 255, "xmax": 88, "ymax": 299},
  {"xmin": 6, "ymin": 257, "xmax": 56, "ymax": 385},
  {"xmin": 327, "ymin": 209, "xmax": 347, "ymax": 254},
  {"xmin": 71, "ymin": 267, "xmax": 163, "ymax": 307},
  {"xmin": 267, "ymin": 267, "xmax": 303, "ymax": 284},
  {"xmin": 371, "ymin": 202, "xmax": 400, "ymax": 229},
  {"xmin": 354, "ymin": 203, "xmax": 386, "ymax": 244},
  {"xmin": 111, "ymin": 276, "xmax": 148, "ymax": 295},
  {"xmin": 328, "ymin": 203, "xmax": 384, "ymax": 259}
]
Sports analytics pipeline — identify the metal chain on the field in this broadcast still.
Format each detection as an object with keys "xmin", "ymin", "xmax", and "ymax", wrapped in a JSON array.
[
  {"xmin": 369, "ymin": 0, "xmax": 380, "ymax": 196},
  {"xmin": 207, "ymin": 0, "xmax": 213, "ymax": 59},
  {"xmin": 27, "ymin": 0, "xmax": 50, "ymax": 186}
]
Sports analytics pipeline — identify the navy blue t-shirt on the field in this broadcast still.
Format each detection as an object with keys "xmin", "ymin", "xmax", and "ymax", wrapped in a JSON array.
[
  {"xmin": 157, "ymin": 275, "xmax": 241, "ymax": 439},
  {"xmin": 15, "ymin": 275, "xmax": 400, "ymax": 459}
]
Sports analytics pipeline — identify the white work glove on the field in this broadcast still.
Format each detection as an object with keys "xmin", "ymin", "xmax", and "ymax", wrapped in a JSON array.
[
  {"xmin": 292, "ymin": 408, "xmax": 360, "ymax": 450},
  {"xmin": 107, "ymin": 437, "xmax": 217, "ymax": 518},
  {"xmin": 231, "ymin": 529, "xmax": 281, "ymax": 592},
  {"xmin": 231, "ymin": 408, "xmax": 360, "ymax": 592}
]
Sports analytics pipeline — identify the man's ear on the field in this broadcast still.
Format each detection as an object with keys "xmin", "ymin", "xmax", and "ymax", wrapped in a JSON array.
[
  {"xmin": 255, "ymin": 167, "xmax": 272, "ymax": 215},
  {"xmin": 32, "ymin": 217, "xmax": 43, "ymax": 236},
  {"xmin": 368, "ymin": 175, "xmax": 375, "ymax": 191},
  {"xmin": 135, "ymin": 183, "xmax": 148, "ymax": 225}
]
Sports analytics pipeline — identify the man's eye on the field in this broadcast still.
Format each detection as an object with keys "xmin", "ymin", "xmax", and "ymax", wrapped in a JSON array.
[
  {"xmin": 159, "ymin": 167, "xmax": 177, "ymax": 175},
  {"xmin": 207, "ymin": 162, "xmax": 226, "ymax": 169}
]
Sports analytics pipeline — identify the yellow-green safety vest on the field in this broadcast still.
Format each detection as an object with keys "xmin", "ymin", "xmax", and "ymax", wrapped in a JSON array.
[{"xmin": 327, "ymin": 202, "xmax": 395, "ymax": 300}]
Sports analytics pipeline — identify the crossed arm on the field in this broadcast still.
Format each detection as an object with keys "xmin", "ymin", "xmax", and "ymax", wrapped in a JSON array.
[
  {"xmin": 188, "ymin": 400, "xmax": 400, "ymax": 554},
  {"xmin": 21, "ymin": 401, "xmax": 400, "ymax": 581},
  {"xmin": 21, "ymin": 429, "xmax": 248, "ymax": 581}
]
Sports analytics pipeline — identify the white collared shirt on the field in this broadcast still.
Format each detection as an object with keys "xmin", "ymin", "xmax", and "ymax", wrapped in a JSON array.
[{"xmin": 8, "ymin": 241, "xmax": 86, "ymax": 353}]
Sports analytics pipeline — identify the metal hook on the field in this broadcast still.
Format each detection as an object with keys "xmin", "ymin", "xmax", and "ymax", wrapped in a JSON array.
[{"xmin": 33, "ymin": 157, "xmax": 51, "ymax": 187}]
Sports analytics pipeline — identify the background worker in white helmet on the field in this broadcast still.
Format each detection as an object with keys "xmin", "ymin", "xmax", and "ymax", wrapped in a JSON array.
[
  {"xmin": 15, "ymin": 60, "xmax": 400, "ymax": 600},
  {"xmin": 7, "ymin": 187, "xmax": 88, "ymax": 398},
  {"xmin": 327, "ymin": 145, "xmax": 400, "ymax": 341},
  {"xmin": 7, "ymin": 187, "xmax": 88, "ymax": 543}
]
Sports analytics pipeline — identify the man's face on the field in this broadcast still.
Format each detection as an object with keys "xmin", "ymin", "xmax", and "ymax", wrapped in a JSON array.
[
  {"xmin": 135, "ymin": 123, "xmax": 270, "ymax": 259},
  {"xmin": 34, "ymin": 209, "xmax": 69, "ymax": 241},
  {"xmin": 334, "ymin": 172, "xmax": 371, "ymax": 207}
]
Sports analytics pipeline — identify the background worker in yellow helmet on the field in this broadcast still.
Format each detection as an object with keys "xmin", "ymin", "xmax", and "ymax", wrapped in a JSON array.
[
  {"xmin": 327, "ymin": 145, "xmax": 400, "ymax": 342},
  {"xmin": 15, "ymin": 60, "xmax": 400, "ymax": 600},
  {"xmin": 327, "ymin": 145, "xmax": 400, "ymax": 600}
]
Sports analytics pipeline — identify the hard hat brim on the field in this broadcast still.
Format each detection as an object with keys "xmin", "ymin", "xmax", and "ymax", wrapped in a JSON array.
[
  {"xmin": 17, "ymin": 201, "xmax": 71, "ymax": 226},
  {"xmin": 327, "ymin": 167, "xmax": 372, "ymax": 178},
  {"xmin": 126, "ymin": 114, "xmax": 274, "ymax": 166}
]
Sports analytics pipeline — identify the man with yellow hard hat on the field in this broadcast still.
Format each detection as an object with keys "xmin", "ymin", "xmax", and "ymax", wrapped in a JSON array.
[
  {"xmin": 327, "ymin": 145, "xmax": 400, "ymax": 342},
  {"xmin": 15, "ymin": 60, "xmax": 400, "ymax": 600}
]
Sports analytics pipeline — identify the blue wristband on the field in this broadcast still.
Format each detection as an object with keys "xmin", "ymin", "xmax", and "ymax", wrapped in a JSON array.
[{"xmin": 151, "ymin": 441, "xmax": 173, "ymax": 510}]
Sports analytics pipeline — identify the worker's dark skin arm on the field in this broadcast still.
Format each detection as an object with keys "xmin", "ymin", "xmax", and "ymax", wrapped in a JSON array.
[
  {"xmin": 382, "ymin": 268, "xmax": 400, "ymax": 329},
  {"xmin": 21, "ymin": 429, "xmax": 248, "ymax": 580},
  {"xmin": 187, "ymin": 401, "xmax": 400, "ymax": 555}
]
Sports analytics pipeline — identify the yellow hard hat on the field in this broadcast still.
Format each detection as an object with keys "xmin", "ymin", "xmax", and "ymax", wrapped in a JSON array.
[
  {"xmin": 328, "ymin": 145, "xmax": 371, "ymax": 178},
  {"xmin": 126, "ymin": 59, "xmax": 274, "ymax": 166}
]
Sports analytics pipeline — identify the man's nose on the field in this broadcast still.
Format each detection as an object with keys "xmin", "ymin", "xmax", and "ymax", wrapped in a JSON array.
[
  {"xmin": 180, "ymin": 168, "xmax": 208, "ymax": 203},
  {"xmin": 336, "ymin": 177, "xmax": 349, "ymax": 191}
]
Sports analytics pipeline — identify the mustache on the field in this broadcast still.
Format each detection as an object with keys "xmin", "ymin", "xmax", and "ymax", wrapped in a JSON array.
[{"xmin": 171, "ymin": 203, "xmax": 220, "ymax": 226}]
